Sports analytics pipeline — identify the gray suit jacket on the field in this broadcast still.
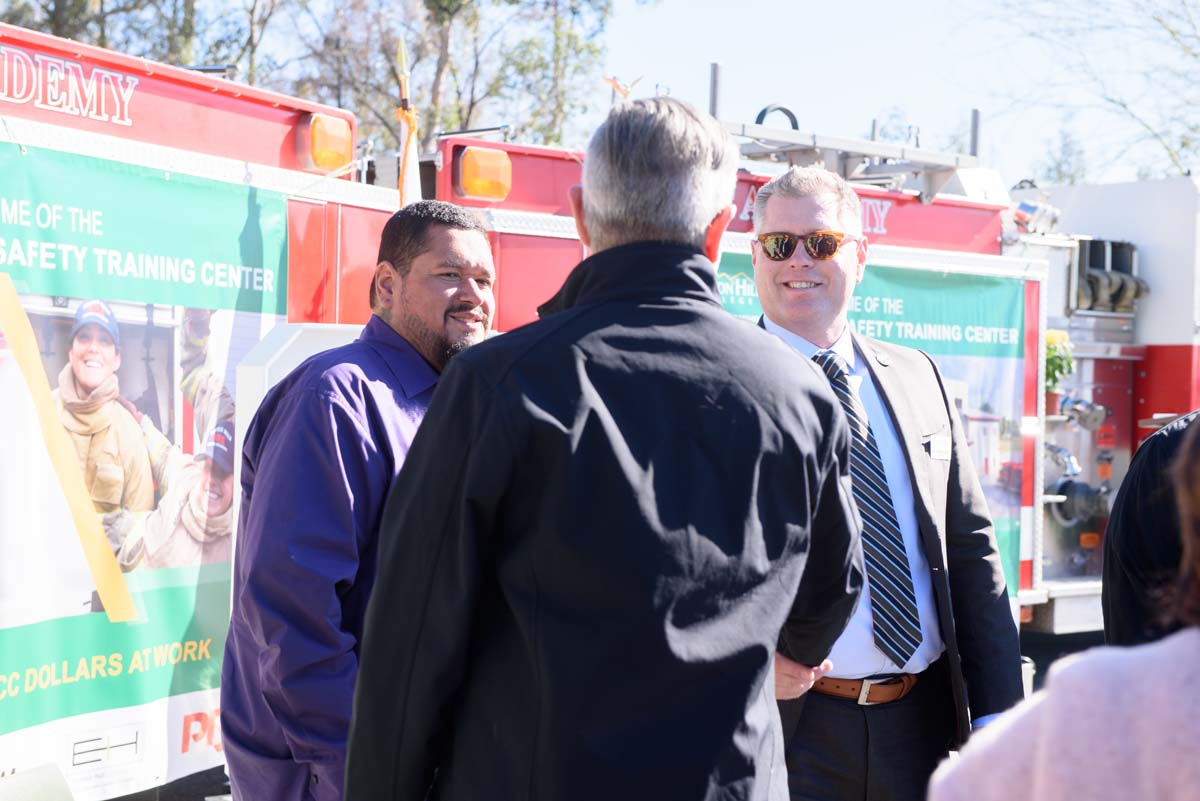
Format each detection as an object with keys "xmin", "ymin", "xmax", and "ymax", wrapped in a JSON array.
[{"xmin": 853, "ymin": 332, "xmax": 1022, "ymax": 744}]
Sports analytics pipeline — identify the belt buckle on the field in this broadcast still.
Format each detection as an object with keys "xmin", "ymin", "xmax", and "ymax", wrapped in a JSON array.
[{"xmin": 856, "ymin": 678, "xmax": 877, "ymax": 705}]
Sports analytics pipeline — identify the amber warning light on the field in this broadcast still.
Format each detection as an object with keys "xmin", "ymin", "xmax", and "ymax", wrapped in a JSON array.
[
  {"xmin": 297, "ymin": 113, "xmax": 353, "ymax": 173},
  {"xmin": 454, "ymin": 146, "xmax": 512, "ymax": 200}
]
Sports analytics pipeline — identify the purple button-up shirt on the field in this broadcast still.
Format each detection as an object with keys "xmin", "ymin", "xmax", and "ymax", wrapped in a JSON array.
[{"xmin": 221, "ymin": 315, "xmax": 437, "ymax": 801}]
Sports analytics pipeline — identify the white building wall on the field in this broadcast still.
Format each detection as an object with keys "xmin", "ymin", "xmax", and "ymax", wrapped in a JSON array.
[{"xmin": 1028, "ymin": 177, "xmax": 1200, "ymax": 346}]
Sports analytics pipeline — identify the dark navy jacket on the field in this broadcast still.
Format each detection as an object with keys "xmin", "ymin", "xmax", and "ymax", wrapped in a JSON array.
[
  {"xmin": 1103, "ymin": 410, "xmax": 1200, "ymax": 645},
  {"xmin": 221, "ymin": 315, "xmax": 437, "ymax": 801},
  {"xmin": 345, "ymin": 243, "xmax": 863, "ymax": 801}
]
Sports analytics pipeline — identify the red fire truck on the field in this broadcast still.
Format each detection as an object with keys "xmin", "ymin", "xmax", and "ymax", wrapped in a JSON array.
[
  {"xmin": 418, "ymin": 125, "xmax": 1046, "ymax": 623},
  {"xmin": 0, "ymin": 22, "xmax": 397, "ymax": 799},
  {"xmin": 1, "ymin": 22, "xmax": 1054, "ymax": 798},
  {"xmin": 1005, "ymin": 181, "xmax": 1165, "ymax": 635}
]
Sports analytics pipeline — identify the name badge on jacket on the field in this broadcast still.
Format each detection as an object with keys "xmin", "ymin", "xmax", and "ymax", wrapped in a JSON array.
[{"xmin": 928, "ymin": 435, "xmax": 952, "ymax": 461}]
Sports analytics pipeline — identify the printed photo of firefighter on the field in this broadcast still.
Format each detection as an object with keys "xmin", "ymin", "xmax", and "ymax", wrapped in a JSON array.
[
  {"xmin": 52, "ymin": 299, "xmax": 155, "ymax": 517},
  {"xmin": 25, "ymin": 298, "xmax": 239, "ymax": 572}
]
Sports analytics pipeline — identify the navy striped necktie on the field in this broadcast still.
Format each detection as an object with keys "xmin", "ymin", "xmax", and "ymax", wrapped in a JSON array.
[{"xmin": 813, "ymin": 350, "xmax": 921, "ymax": 668}]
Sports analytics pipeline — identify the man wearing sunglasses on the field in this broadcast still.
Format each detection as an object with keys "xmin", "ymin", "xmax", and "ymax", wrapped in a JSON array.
[{"xmin": 752, "ymin": 166, "xmax": 1022, "ymax": 801}]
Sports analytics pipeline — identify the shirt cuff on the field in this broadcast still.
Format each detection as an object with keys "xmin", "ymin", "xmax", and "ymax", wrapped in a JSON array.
[{"xmin": 971, "ymin": 712, "xmax": 1002, "ymax": 729}]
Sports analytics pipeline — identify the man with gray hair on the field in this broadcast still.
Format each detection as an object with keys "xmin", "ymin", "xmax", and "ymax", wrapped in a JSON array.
[
  {"xmin": 752, "ymin": 165, "xmax": 1022, "ymax": 801},
  {"xmin": 346, "ymin": 97, "xmax": 863, "ymax": 801}
]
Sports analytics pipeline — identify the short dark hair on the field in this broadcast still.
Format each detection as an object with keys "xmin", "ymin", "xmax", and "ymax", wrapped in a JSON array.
[
  {"xmin": 370, "ymin": 200, "xmax": 488, "ymax": 308},
  {"xmin": 1171, "ymin": 419, "xmax": 1200, "ymax": 627}
]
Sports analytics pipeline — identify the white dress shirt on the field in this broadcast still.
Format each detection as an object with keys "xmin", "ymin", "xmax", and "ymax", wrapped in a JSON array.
[{"xmin": 764, "ymin": 317, "xmax": 945, "ymax": 678}]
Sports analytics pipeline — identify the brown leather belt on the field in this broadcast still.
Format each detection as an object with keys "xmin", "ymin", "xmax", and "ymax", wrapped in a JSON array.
[{"xmin": 811, "ymin": 673, "xmax": 918, "ymax": 705}]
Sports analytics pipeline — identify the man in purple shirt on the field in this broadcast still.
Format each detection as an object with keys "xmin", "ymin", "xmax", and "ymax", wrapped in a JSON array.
[{"xmin": 220, "ymin": 200, "xmax": 495, "ymax": 801}]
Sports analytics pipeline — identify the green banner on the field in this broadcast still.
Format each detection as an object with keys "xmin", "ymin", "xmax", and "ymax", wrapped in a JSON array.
[
  {"xmin": 0, "ymin": 567, "xmax": 229, "ymax": 735},
  {"xmin": 994, "ymin": 517, "xmax": 1020, "ymax": 599},
  {"xmin": 0, "ymin": 144, "xmax": 287, "ymax": 314},
  {"xmin": 851, "ymin": 265, "xmax": 1025, "ymax": 358},
  {"xmin": 716, "ymin": 252, "xmax": 760, "ymax": 317},
  {"xmin": 717, "ymin": 256, "xmax": 1025, "ymax": 358}
]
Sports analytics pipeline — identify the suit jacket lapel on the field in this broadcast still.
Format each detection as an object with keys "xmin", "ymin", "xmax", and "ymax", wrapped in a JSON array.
[{"xmin": 852, "ymin": 333, "xmax": 940, "ymax": 538}]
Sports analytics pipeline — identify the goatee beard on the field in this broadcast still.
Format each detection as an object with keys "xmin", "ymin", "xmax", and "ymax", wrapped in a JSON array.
[
  {"xmin": 439, "ymin": 337, "xmax": 471, "ymax": 368},
  {"xmin": 394, "ymin": 305, "xmax": 484, "ymax": 372}
]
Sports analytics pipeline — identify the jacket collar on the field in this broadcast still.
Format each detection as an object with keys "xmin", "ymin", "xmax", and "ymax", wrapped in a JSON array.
[
  {"xmin": 360, "ymin": 314, "xmax": 439, "ymax": 399},
  {"xmin": 537, "ymin": 241, "xmax": 723, "ymax": 317}
]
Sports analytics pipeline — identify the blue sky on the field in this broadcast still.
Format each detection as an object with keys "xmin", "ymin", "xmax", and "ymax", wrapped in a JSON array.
[{"xmin": 598, "ymin": 0, "xmax": 1143, "ymax": 188}]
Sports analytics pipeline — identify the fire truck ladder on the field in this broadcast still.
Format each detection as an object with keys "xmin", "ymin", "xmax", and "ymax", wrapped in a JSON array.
[{"xmin": 723, "ymin": 122, "xmax": 979, "ymax": 204}]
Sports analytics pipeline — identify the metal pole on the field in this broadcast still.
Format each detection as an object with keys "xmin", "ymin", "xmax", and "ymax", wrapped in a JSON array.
[
  {"xmin": 969, "ymin": 108, "xmax": 981, "ymax": 156},
  {"xmin": 708, "ymin": 63, "xmax": 721, "ymax": 118}
]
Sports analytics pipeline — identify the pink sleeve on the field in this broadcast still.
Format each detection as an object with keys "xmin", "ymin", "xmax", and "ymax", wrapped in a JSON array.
[{"xmin": 928, "ymin": 692, "xmax": 1047, "ymax": 801}]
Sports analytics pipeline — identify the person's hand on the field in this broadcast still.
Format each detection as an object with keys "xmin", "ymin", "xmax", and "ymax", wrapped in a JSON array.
[
  {"xmin": 774, "ymin": 652, "xmax": 833, "ymax": 700},
  {"xmin": 117, "ymin": 396, "xmax": 143, "ymax": 424},
  {"xmin": 102, "ymin": 509, "xmax": 132, "ymax": 554}
]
